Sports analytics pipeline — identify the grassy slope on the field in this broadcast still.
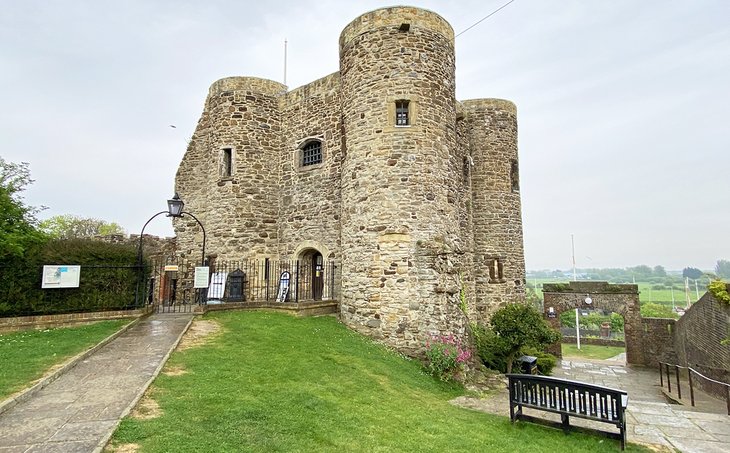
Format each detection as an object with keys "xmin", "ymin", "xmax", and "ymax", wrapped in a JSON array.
[
  {"xmin": 0, "ymin": 319, "xmax": 129, "ymax": 399},
  {"xmin": 112, "ymin": 311, "xmax": 646, "ymax": 452}
]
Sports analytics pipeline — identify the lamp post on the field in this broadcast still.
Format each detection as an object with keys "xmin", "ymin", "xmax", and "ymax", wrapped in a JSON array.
[{"xmin": 135, "ymin": 193, "xmax": 207, "ymax": 307}]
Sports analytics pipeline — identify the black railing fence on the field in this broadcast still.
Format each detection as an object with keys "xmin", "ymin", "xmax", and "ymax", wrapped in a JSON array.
[
  {"xmin": 0, "ymin": 263, "xmax": 143, "ymax": 318},
  {"xmin": 659, "ymin": 361, "xmax": 730, "ymax": 415},
  {"xmin": 141, "ymin": 258, "xmax": 338, "ymax": 310}
]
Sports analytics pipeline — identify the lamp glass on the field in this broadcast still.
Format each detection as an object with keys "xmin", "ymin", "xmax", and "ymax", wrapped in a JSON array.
[{"xmin": 167, "ymin": 193, "xmax": 184, "ymax": 217}]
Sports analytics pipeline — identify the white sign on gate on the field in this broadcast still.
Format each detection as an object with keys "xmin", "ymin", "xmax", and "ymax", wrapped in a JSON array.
[{"xmin": 194, "ymin": 266, "xmax": 210, "ymax": 288}]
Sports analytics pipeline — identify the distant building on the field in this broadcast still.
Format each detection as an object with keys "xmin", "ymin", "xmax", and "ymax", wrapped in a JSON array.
[{"xmin": 174, "ymin": 6, "xmax": 525, "ymax": 353}]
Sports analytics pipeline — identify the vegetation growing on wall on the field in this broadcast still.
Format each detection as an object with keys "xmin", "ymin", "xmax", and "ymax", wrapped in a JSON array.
[{"xmin": 708, "ymin": 280, "xmax": 730, "ymax": 306}]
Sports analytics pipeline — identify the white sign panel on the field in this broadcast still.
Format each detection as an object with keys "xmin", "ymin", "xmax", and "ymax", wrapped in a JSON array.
[
  {"xmin": 42, "ymin": 265, "xmax": 81, "ymax": 289},
  {"xmin": 194, "ymin": 266, "xmax": 210, "ymax": 288},
  {"xmin": 207, "ymin": 272, "xmax": 228, "ymax": 300}
]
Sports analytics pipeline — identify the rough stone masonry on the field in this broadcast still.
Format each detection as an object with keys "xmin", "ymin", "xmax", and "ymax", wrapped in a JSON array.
[{"xmin": 174, "ymin": 6, "xmax": 525, "ymax": 355}]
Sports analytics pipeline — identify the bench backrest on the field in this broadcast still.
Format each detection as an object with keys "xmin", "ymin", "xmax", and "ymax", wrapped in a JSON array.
[{"xmin": 507, "ymin": 374, "xmax": 628, "ymax": 422}]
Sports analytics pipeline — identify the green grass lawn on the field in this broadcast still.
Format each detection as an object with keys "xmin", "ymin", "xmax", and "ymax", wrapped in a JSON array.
[
  {"xmin": 562, "ymin": 344, "xmax": 625, "ymax": 361},
  {"xmin": 110, "ymin": 311, "xmax": 647, "ymax": 452},
  {"xmin": 0, "ymin": 319, "xmax": 130, "ymax": 400}
]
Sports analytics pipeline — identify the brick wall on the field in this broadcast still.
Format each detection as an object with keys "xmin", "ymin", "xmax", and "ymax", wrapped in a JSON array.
[
  {"xmin": 673, "ymin": 287, "xmax": 730, "ymax": 398},
  {"xmin": 639, "ymin": 317, "xmax": 676, "ymax": 367}
]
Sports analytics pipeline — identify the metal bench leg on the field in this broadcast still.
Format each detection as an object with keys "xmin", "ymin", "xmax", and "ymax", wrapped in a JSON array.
[{"xmin": 561, "ymin": 414, "xmax": 570, "ymax": 433}]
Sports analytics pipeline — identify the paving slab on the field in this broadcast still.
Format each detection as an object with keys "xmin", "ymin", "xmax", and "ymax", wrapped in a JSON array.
[{"xmin": 0, "ymin": 314, "xmax": 192, "ymax": 453}]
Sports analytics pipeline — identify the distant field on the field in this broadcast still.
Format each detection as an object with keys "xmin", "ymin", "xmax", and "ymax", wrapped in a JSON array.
[{"xmin": 528, "ymin": 278, "xmax": 704, "ymax": 311}]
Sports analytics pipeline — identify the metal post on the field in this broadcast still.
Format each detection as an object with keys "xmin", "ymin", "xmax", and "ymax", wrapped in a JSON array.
[
  {"xmin": 575, "ymin": 307, "xmax": 581, "ymax": 350},
  {"xmin": 135, "ymin": 211, "xmax": 169, "ymax": 307},
  {"xmin": 675, "ymin": 366, "xmax": 682, "ymax": 400},
  {"xmin": 295, "ymin": 260, "xmax": 300, "ymax": 303},
  {"xmin": 666, "ymin": 364, "xmax": 672, "ymax": 393},
  {"xmin": 726, "ymin": 385, "xmax": 730, "ymax": 416},
  {"xmin": 659, "ymin": 363, "xmax": 663, "ymax": 388},
  {"xmin": 688, "ymin": 369, "xmax": 695, "ymax": 407}
]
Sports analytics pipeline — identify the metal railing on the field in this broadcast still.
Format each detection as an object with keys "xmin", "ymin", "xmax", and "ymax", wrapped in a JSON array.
[{"xmin": 658, "ymin": 361, "xmax": 730, "ymax": 415}]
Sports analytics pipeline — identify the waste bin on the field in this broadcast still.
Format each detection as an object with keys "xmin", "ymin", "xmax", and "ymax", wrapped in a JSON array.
[{"xmin": 517, "ymin": 355, "xmax": 538, "ymax": 375}]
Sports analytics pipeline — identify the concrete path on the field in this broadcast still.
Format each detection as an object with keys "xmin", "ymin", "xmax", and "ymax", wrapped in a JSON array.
[
  {"xmin": 0, "ymin": 314, "xmax": 192, "ymax": 453},
  {"xmin": 454, "ymin": 358, "xmax": 730, "ymax": 452}
]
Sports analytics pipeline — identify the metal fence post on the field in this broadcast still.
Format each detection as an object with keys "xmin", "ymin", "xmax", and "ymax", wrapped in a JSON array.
[
  {"xmin": 295, "ymin": 260, "xmax": 300, "ymax": 303},
  {"xmin": 688, "ymin": 369, "xmax": 695, "ymax": 407},
  {"xmin": 666, "ymin": 364, "xmax": 672, "ymax": 393},
  {"xmin": 659, "ymin": 362, "xmax": 663, "ymax": 388},
  {"xmin": 675, "ymin": 366, "xmax": 682, "ymax": 400}
]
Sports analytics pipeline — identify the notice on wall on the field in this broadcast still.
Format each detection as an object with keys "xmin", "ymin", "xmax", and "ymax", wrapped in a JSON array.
[
  {"xmin": 194, "ymin": 266, "xmax": 210, "ymax": 288},
  {"xmin": 41, "ymin": 265, "xmax": 81, "ymax": 289}
]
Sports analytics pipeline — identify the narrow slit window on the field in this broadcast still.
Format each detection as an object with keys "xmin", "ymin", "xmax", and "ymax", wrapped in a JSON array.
[
  {"xmin": 302, "ymin": 141, "xmax": 322, "ymax": 167},
  {"xmin": 222, "ymin": 148, "xmax": 232, "ymax": 177},
  {"xmin": 510, "ymin": 159, "xmax": 519, "ymax": 192},
  {"xmin": 396, "ymin": 100, "xmax": 410, "ymax": 126}
]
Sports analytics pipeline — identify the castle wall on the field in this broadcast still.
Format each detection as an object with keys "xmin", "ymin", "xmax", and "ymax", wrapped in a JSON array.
[
  {"xmin": 278, "ymin": 73, "xmax": 343, "ymax": 261},
  {"xmin": 462, "ymin": 99, "xmax": 525, "ymax": 322},
  {"xmin": 175, "ymin": 77, "xmax": 285, "ymax": 261},
  {"xmin": 339, "ymin": 6, "xmax": 467, "ymax": 353},
  {"xmin": 172, "ymin": 6, "xmax": 527, "ymax": 356}
]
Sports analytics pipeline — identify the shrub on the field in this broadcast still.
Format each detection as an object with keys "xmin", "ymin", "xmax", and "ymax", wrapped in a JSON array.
[
  {"xmin": 521, "ymin": 347, "xmax": 558, "ymax": 375},
  {"xmin": 640, "ymin": 302, "xmax": 678, "ymax": 319},
  {"xmin": 424, "ymin": 334, "xmax": 471, "ymax": 381},
  {"xmin": 489, "ymin": 303, "xmax": 561, "ymax": 373},
  {"xmin": 708, "ymin": 280, "xmax": 730, "ymax": 306},
  {"xmin": 471, "ymin": 323, "xmax": 510, "ymax": 372}
]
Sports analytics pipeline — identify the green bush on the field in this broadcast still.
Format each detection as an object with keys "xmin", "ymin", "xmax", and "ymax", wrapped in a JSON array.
[
  {"xmin": 0, "ymin": 239, "xmax": 142, "ymax": 317},
  {"xmin": 640, "ymin": 302, "xmax": 678, "ymax": 319},
  {"xmin": 521, "ymin": 347, "xmax": 558, "ymax": 375},
  {"xmin": 471, "ymin": 323, "xmax": 510, "ymax": 373},
  {"xmin": 477, "ymin": 304, "xmax": 561, "ymax": 374}
]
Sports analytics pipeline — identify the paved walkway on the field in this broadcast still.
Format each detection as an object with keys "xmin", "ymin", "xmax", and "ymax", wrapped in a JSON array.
[
  {"xmin": 0, "ymin": 314, "xmax": 192, "ymax": 453},
  {"xmin": 455, "ymin": 357, "xmax": 730, "ymax": 452}
]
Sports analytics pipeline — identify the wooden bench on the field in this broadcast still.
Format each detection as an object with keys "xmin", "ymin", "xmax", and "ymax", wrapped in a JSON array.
[{"xmin": 507, "ymin": 374, "xmax": 629, "ymax": 450}]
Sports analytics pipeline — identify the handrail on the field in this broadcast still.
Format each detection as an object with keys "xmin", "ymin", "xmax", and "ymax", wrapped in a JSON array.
[{"xmin": 659, "ymin": 361, "xmax": 730, "ymax": 415}]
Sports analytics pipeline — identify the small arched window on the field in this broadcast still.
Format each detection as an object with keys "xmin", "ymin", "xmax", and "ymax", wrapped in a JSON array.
[{"xmin": 301, "ymin": 140, "xmax": 323, "ymax": 167}]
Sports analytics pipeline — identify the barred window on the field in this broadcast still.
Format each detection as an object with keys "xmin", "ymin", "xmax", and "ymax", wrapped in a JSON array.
[
  {"xmin": 301, "ymin": 141, "xmax": 322, "ymax": 167},
  {"xmin": 395, "ymin": 100, "xmax": 410, "ymax": 126}
]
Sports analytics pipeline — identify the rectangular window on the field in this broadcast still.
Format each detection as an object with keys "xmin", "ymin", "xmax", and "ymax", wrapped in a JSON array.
[
  {"xmin": 222, "ymin": 148, "xmax": 232, "ymax": 177},
  {"xmin": 488, "ymin": 257, "xmax": 505, "ymax": 283},
  {"xmin": 395, "ymin": 100, "xmax": 410, "ymax": 126},
  {"xmin": 302, "ymin": 141, "xmax": 322, "ymax": 167}
]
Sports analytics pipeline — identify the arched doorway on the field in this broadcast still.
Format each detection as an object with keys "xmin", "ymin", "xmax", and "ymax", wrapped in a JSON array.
[
  {"xmin": 297, "ymin": 248, "xmax": 324, "ymax": 301},
  {"xmin": 543, "ymin": 281, "xmax": 643, "ymax": 365}
]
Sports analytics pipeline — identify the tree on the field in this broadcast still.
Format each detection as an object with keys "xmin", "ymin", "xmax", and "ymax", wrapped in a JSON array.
[
  {"xmin": 715, "ymin": 260, "xmax": 730, "ymax": 279},
  {"xmin": 653, "ymin": 265, "xmax": 667, "ymax": 277},
  {"xmin": 682, "ymin": 267, "xmax": 703, "ymax": 280},
  {"xmin": 39, "ymin": 215, "xmax": 125, "ymax": 239},
  {"xmin": 0, "ymin": 157, "xmax": 45, "ymax": 259},
  {"xmin": 490, "ymin": 303, "xmax": 561, "ymax": 373}
]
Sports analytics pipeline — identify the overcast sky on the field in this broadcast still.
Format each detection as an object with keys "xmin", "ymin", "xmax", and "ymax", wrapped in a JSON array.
[{"xmin": 1, "ymin": 0, "xmax": 728, "ymax": 271}]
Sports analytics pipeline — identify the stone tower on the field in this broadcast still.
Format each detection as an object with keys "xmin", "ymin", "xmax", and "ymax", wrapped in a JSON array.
[
  {"xmin": 338, "ymin": 7, "xmax": 466, "ymax": 351},
  {"xmin": 173, "ymin": 6, "xmax": 526, "ymax": 355},
  {"xmin": 463, "ymin": 99, "xmax": 525, "ymax": 321},
  {"xmin": 174, "ymin": 77, "xmax": 285, "ymax": 260}
]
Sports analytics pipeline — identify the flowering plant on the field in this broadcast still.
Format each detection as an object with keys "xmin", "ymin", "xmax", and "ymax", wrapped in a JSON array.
[{"xmin": 424, "ymin": 334, "xmax": 471, "ymax": 381}]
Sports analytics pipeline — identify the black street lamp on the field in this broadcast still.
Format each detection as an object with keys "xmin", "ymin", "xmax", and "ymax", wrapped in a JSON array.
[{"xmin": 135, "ymin": 193, "xmax": 207, "ymax": 306}]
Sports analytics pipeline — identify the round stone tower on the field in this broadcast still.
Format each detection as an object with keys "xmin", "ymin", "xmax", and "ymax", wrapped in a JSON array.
[
  {"xmin": 462, "ymin": 99, "xmax": 525, "ymax": 321},
  {"xmin": 338, "ymin": 7, "xmax": 466, "ymax": 352},
  {"xmin": 174, "ymin": 76, "xmax": 285, "ymax": 261}
]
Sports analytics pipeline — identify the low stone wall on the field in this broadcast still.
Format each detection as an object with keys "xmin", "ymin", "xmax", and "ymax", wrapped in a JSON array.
[
  {"xmin": 203, "ymin": 301, "xmax": 339, "ymax": 317},
  {"xmin": 0, "ymin": 307, "xmax": 152, "ymax": 334},
  {"xmin": 561, "ymin": 336, "xmax": 625, "ymax": 348}
]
